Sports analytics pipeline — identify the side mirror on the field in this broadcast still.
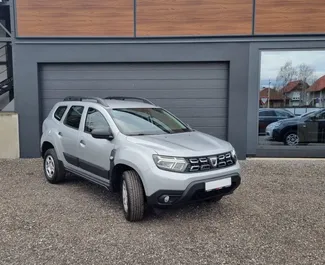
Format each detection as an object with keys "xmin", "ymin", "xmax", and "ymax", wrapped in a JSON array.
[{"xmin": 91, "ymin": 127, "xmax": 114, "ymax": 140}]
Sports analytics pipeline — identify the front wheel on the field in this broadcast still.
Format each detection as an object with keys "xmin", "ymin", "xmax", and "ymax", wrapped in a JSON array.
[
  {"xmin": 284, "ymin": 131, "xmax": 300, "ymax": 146},
  {"xmin": 121, "ymin": 170, "xmax": 145, "ymax": 222}
]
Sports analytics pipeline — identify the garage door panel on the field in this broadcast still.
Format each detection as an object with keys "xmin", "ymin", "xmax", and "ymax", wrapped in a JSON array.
[
  {"xmin": 41, "ymin": 69, "xmax": 228, "ymax": 81},
  {"xmin": 166, "ymin": 107, "xmax": 227, "ymax": 118},
  {"xmin": 41, "ymin": 63, "xmax": 228, "ymax": 71},
  {"xmin": 181, "ymin": 117, "xmax": 226, "ymax": 128},
  {"xmin": 41, "ymin": 88, "xmax": 227, "ymax": 99},
  {"xmin": 40, "ymin": 62, "xmax": 229, "ymax": 140},
  {"xmin": 153, "ymin": 99, "xmax": 227, "ymax": 108},
  {"xmin": 41, "ymin": 79, "xmax": 228, "ymax": 90}
]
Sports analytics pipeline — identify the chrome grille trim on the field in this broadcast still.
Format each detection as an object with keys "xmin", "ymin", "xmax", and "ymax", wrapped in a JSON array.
[{"xmin": 186, "ymin": 151, "xmax": 235, "ymax": 172}]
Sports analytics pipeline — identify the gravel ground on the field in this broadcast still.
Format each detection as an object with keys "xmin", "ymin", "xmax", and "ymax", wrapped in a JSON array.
[{"xmin": 0, "ymin": 158, "xmax": 324, "ymax": 265}]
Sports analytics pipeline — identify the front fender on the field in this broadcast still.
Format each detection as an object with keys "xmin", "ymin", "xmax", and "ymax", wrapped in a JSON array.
[{"xmin": 113, "ymin": 147, "xmax": 154, "ymax": 194}]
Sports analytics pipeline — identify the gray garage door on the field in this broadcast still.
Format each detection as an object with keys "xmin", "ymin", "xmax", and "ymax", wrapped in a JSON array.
[{"xmin": 39, "ymin": 62, "xmax": 229, "ymax": 139}]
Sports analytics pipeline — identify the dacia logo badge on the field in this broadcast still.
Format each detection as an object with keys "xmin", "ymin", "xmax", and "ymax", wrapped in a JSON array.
[{"xmin": 208, "ymin": 156, "xmax": 218, "ymax": 167}]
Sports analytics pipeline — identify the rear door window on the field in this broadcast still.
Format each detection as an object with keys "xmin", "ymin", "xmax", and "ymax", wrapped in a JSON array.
[
  {"xmin": 54, "ymin": 106, "xmax": 67, "ymax": 121},
  {"xmin": 63, "ymin": 106, "xmax": 85, "ymax": 130}
]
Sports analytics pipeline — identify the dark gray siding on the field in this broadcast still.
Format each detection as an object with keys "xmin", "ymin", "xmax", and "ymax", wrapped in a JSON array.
[{"xmin": 40, "ymin": 62, "xmax": 229, "ymax": 139}]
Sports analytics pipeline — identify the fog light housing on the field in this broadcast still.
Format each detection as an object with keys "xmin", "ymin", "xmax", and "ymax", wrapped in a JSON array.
[{"xmin": 158, "ymin": 195, "xmax": 170, "ymax": 203}]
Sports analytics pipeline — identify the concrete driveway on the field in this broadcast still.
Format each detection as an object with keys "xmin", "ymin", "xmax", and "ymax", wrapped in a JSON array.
[{"xmin": 0, "ymin": 158, "xmax": 324, "ymax": 265}]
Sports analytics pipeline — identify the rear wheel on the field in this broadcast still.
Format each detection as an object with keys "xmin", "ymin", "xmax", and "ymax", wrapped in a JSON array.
[
  {"xmin": 121, "ymin": 170, "xmax": 145, "ymax": 222},
  {"xmin": 43, "ymin": 148, "xmax": 65, "ymax": 184}
]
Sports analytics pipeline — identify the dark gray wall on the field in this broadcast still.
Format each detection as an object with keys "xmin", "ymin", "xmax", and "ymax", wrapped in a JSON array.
[
  {"xmin": 13, "ymin": 42, "xmax": 249, "ymax": 159},
  {"xmin": 247, "ymin": 40, "xmax": 325, "ymax": 158}
]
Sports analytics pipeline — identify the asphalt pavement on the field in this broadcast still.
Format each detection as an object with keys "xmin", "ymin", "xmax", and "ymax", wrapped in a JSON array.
[{"xmin": 0, "ymin": 158, "xmax": 324, "ymax": 265}]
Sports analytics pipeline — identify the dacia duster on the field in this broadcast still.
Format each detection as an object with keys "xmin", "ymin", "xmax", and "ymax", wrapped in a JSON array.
[{"xmin": 41, "ymin": 96, "xmax": 241, "ymax": 221}]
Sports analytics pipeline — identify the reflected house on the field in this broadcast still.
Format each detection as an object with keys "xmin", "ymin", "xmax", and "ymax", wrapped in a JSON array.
[
  {"xmin": 259, "ymin": 87, "xmax": 287, "ymax": 108},
  {"xmin": 280, "ymin": 80, "xmax": 310, "ymax": 107},
  {"xmin": 306, "ymin": 75, "xmax": 325, "ymax": 107}
]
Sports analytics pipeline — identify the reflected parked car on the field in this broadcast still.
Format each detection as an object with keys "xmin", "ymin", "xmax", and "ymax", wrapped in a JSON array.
[
  {"xmin": 266, "ymin": 108, "xmax": 325, "ymax": 145},
  {"xmin": 259, "ymin": 108, "xmax": 295, "ymax": 134},
  {"xmin": 265, "ymin": 109, "xmax": 319, "ymax": 138}
]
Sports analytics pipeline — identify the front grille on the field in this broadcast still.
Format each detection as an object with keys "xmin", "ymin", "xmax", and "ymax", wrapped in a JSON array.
[{"xmin": 186, "ymin": 152, "xmax": 235, "ymax": 172}]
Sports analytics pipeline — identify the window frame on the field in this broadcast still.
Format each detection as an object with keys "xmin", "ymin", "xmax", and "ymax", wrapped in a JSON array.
[
  {"xmin": 53, "ymin": 105, "xmax": 68, "ymax": 121},
  {"xmin": 84, "ymin": 107, "xmax": 111, "ymax": 134},
  {"xmin": 63, "ymin": 105, "xmax": 85, "ymax": 130}
]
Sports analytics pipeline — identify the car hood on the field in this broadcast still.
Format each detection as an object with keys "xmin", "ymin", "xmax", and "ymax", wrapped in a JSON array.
[
  {"xmin": 278, "ymin": 117, "xmax": 306, "ymax": 126},
  {"xmin": 126, "ymin": 131, "xmax": 233, "ymax": 157}
]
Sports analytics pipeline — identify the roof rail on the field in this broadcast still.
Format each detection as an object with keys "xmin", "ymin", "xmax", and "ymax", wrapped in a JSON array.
[
  {"xmin": 104, "ymin": 96, "xmax": 155, "ymax": 105},
  {"xmin": 63, "ymin": 96, "xmax": 109, "ymax": 107}
]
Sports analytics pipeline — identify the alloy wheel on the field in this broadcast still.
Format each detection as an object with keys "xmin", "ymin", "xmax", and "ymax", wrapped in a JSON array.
[
  {"xmin": 122, "ymin": 180, "xmax": 128, "ymax": 213},
  {"xmin": 45, "ymin": 155, "xmax": 55, "ymax": 178},
  {"xmin": 286, "ymin": 133, "xmax": 299, "ymax": 146}
]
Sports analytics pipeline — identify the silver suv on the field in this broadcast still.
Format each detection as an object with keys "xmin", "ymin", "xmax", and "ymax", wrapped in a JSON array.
[{"xmin": 40, "ymin": 96, "xmax": 241, "ymax": 221}]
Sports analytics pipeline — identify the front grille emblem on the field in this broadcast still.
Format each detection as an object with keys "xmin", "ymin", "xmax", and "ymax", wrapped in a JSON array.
[{"xmin": 208, "ymin": 156, "xmax": 218, "ymax": 167}]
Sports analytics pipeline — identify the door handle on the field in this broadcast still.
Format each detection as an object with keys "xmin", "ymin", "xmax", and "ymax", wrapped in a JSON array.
[
  {"xmin": 80, "ymin": 140, "xmax": 85, "ymax": 146},
  {"xmin": 58, "ymin": 132, "xmax": 62, "ymax": 137}
]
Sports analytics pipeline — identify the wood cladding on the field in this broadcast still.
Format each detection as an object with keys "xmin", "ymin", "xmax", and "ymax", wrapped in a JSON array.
[
  {"xmin": 16, "ymin": 0, "xmax": 134, "ymax": 37},
  {"xmin": 255, "ymin": 0, "xmax": 325, "ymax": 34},
  {"xmin": 136, "ymin": 0, "xmax": 253, "ymax": 36}
]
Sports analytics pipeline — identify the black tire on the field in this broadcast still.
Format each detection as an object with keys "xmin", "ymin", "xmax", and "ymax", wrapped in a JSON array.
[
  {"xmin": 43, "ymin": 148, "xmax": 65, "ymax": 184},
  {"xmin": 121, "ymin": 170, "xmax": 145, "ymax": 222}
]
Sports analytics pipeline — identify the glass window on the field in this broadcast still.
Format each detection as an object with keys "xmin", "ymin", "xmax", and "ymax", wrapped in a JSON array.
[
  {"xmin": 259, "ymin": 50, "xmax": 325, "ymax": 148},
  {"xmin": 54, "ymin": 106, "xmax": 67, "ymax": 121},
  {"xmin": 109, "ymin": 107, "xmax": 192, "ymax": 136},
  {"xmin": 84, "ymin": 107, "xmax": 110, "ymax": 133},
  {"xmin": 64, "ymin": 106, "xmax": 84, "ymax": 129},
  {"xmin": 259, "ymin": 110, "xmax": 275, "ymax": 117}
]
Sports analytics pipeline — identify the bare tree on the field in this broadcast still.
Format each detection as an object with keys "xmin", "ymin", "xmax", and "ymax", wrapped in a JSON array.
[
  {"xmin": 276, "ymin": 60, "xmax": 317, "ymax": 106},
  {"xmin": 297, "ymin": 63, "xmax": 315, "ymax": 105},
  {"xmin": 276, "ymin": 60, "xmax": 297, "ymax": 89}
]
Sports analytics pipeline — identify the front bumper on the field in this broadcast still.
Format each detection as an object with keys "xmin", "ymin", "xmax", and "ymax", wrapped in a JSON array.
[{"xmin": 146, "ymin": 173, "xmax": 241, "ymax": 208}]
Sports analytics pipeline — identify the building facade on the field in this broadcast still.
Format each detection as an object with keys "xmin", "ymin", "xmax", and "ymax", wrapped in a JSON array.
[{"xmin": 2, "ymin": 0, "xmax": 325, "ymax": 159}]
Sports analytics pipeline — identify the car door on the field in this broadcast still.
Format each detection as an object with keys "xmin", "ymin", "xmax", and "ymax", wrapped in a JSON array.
[
  {"xmin": 61, "ymin": 105, "xmax": 85, "ymax": 168},
  {"xmin": 259, "ymin": 110, "xmax": 276, "ymax": 133},
  {"xmin": 314, "ymin": 110, "xmax": 325, "ymax": 143},
  {"xmin": 77, "ymin": 106, "xmax": 115, "ymax": 180},
  {"xmin": 303, "ymin": 110, "xmax": 325, "ymax": 143}
]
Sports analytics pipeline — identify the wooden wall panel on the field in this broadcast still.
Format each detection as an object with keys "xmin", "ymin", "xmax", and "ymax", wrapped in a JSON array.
[
  {"xmin": 16, "ymin": 0, "xmax": 134, "ymax": 37},
  {"xmin": 255, "ymin": 0, "xmax": 325, "ymax": 34},
  {"xmin": 136, "ymin": 0, "xmax": 253, "ymax": 36}
]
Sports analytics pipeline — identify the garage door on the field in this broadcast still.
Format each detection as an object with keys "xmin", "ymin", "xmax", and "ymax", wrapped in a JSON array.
[{"xmin": 39, "ymin": 62, "xmax": 229, "ymax": 139}]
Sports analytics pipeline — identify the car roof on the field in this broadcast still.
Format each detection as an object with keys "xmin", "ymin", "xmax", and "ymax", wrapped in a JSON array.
[
  {"xmin": 103, "ymin": 99, "xmax": 158, "ymax": 109},
  {"xmin": 57, "ymin": 98, "xmax": 159, "ymax": 109}
]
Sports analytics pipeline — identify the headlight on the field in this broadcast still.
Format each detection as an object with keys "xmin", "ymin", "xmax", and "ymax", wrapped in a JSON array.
[
  {"xmin": 152, "ymin": 155, "xmax": 188, "ymax": 172},
  {"xmin": 231, "ymin": 149, "xmax": 237, "ymax": 160},
  {"xmin": 273, "ymin": 122, "xmax": 281, "ymax": 128}
]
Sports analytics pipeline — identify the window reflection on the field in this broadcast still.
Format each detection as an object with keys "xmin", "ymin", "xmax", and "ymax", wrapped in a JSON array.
[{"xmin": 259, "ymin": 50, "xmax": 325, "ymax": 147}]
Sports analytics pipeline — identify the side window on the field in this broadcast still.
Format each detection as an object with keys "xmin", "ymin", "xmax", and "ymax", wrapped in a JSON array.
[
  {"xmin": 259, "ymin": 110, "xmax": 275, "ymax": 117},
  {"xmin": 64, "ymin": 106, "xmax": 84, "ymax": 129},
  {"xmin": 54, "ymin": 106, "xmax": 67, "ymax": 121},
  {"xmin": 84, "ymin": 107, "xmax": 110, "ymax": 133},
  {"xmin": 275, "ymin": 110, "xmax": 288, "ymax": 118},
  {"xmin": 316, "ymin": 111, "xmax": 325, "ymax": 120}
]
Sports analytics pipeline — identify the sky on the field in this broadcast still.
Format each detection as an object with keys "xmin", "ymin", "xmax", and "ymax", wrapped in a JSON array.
[{"xmin": 260, "ymin": 50, "xmax": 325, "ymax": 88}]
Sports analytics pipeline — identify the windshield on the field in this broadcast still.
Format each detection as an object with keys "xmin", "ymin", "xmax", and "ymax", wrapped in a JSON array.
[{"xmin": 108, "ymin": 108, "xmax": 193, "ymax": 136}]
